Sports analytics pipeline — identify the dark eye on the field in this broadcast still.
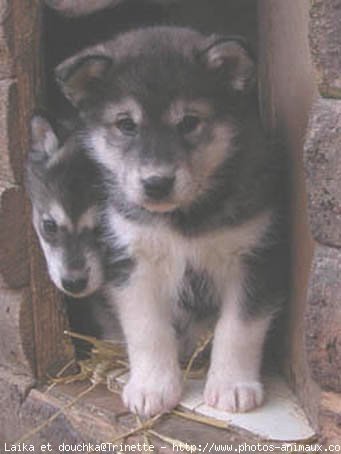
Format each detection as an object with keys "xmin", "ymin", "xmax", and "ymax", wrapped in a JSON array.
[
  {"xmin": 177, "ymin": 115, "xmax": 201, "ymax": 135},
  {"xmin": 43, "ymin": 219, "xmax": 58, "ymax": 236},
  {"xmin": 115, "ymin": 117, "xmax": 138, "ymax": 136}
]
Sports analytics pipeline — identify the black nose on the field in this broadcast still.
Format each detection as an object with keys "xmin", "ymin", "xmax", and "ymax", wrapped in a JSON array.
[
  {"xmin": 142, "ymin": 176, "xmax": 175, "ymax": 200},
  {"xmin": 62, "ymin": 277, "xmax": 88, "ymax": 294}
]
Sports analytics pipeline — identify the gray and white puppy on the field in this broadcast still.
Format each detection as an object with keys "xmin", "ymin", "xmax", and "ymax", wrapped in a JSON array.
[
  {"xmin": 55, "ymin": 26, "xmax": 288, "ymax": 417},
  {"xmin": 26, "ymin": 116, "xmax": 104, "ymax": 298}
]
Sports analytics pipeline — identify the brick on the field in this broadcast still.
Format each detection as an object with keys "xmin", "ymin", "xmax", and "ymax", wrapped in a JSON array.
[
  {"xmin": 0, "ymin": 79, "xmax": 16, "ymax": 186},
  {"xmin": 309, "ymin": 0, "xmax": 341, "ymax": 98},
  {"xmin": 320, "ymin": 392, "xmax": 341, "ymax": 445},
  {"xmin": 0, "ymin": 366, "xmax": 35, "ymax": 442},
  {"xmin": 0, "ymin": 0, "xmax": 15, "ymax": 80},
  {"xmin": 305, "ymin": 244, "xmax": 341, "ymax": 392},
  {"xmin": 304, "ymin": 98, "xmax": 341, "ymax": 247}
]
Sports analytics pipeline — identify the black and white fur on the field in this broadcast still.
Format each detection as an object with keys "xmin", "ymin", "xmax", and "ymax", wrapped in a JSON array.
[
  {"xmin": 26, "ymin": 115, "xmax": 105, "ymax": 298},
  {"xmin": 26, "ymin": 116, "xmax": 125, "ymax": 344},
  {"xmin": 55, "ymin": 26, "xmax": 288, "ymax": 417}
]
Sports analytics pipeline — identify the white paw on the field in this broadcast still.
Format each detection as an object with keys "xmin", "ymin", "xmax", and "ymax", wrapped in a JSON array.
[
  {"xmin": 204, "ymin": 376, "xmax": 264, "ymax": 413},
  {"xmin": 123, "ymin": 370, "xmax": 182, "ymax": 417}
]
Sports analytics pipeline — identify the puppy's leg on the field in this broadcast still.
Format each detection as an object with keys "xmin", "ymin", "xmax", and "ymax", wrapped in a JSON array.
[
  {"xmin": 109, "ymin": 268, "xmax": 182, "ymax": 417},
  {"xmin": 204, "ymin": 260, "xmax": 272, "ymax": 412}
]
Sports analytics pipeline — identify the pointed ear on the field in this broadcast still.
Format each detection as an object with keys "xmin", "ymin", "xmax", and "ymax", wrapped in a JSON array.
[
  {"xmin": 200, "ymin": 36, "xmax": 255, "ymax": 92},
  {"xmin": 55, "ymin": 55, "xmax": 112, "ymax": 107},
  {"xmin": 30, "ymin": 115, "xmax": 59, "ymax": 158}
]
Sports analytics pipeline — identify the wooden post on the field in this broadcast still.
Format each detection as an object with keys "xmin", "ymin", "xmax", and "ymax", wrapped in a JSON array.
[{"xmin": 257, "ymin": 0, "xmax": 318, "ymax": 425}]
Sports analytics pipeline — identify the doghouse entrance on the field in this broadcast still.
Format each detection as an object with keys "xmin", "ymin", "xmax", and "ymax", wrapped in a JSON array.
[
  {"xmin": 0, "ymin": 0, "xmax": 324, "ymax": 446},
  {"xmin": 39, "ymin": 0, "xmax": 316, "ymax": 443}
]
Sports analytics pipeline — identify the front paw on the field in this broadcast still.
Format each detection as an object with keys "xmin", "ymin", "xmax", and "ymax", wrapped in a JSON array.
[
  {"xmin": 204, "ymin": 375, "xmax": 264, "ymax": 412},
  {"xmin": 123, "ymin": 370, "xmax": 182, "ymax": 417}
]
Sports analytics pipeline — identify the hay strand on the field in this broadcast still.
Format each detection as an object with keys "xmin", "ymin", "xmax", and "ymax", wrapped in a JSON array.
[
  {"xmin": 64, "ymin": 330, "xmax": 126, "ymax": 359},
  {"xmin": 110, "ymin": 413, "xmax": 164, "ymax": 444},
  {"xmin": 46, "ymin": 359, "xmax": 76, "ymax": 391},
  {"xmin": 184, "ymin": 332, "xmax": 213, "ymax": 381},
  {"xmin": 15, "ymin": 329, "xmax": 219, "ymax": 445},
  {"xmin": 172, "ymin": 409, "xmax": 227, "ymax": 429},
  {"xmin": 149, "ymin": 430, "xmax": 196, "ymax": 451}
]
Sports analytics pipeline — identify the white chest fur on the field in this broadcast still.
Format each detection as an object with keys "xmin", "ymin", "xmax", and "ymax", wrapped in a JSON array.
[{"xmin": 107, "ymin": 209, "xmax": 272, "ymax": 299}]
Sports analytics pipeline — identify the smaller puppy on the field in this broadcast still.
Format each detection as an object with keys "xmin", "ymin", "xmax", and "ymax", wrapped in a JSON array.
[
  {"xmin": 26, "ymin": 115, "xmax": 104, "ymax": 298},
  {"xmin": 27, "ymin": 116, "xmax": 125, "ymax": 348}
]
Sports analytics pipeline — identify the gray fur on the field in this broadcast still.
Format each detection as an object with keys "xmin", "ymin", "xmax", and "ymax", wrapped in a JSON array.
[
  {"xmin": 178, "ymin": 265, "xmax": 220, "ymax": 321},
  {"xmin": 26, "ymin": 116, "xmax": 105, "ymax": 297},
  {"xmin": 26, "ymin": 116, "xmax": 126, "ymax": 344}
]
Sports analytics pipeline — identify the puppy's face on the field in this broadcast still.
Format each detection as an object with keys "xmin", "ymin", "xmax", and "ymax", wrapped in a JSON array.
[
  {"xmin": 56, "ymin": 28, "xmax": 255, "ymax": 213},
  {"xmin": 32, "ymin": 203, "xmax": 103, "ymax": 298},
  {"xmin": 26, "ymin": 116, "xmax": 104, "ymax": 297},
  {"xmin": 88, "ymin": 98, "xmax": 237, "ymax": 213}
]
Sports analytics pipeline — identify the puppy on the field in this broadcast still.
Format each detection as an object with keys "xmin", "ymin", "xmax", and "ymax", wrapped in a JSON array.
[
  {"xmin": 55, "ymin": 26, "xmax": 288, "ymax": 417},
  {"xmin": 26, "ymin": 116, "xmax": 125, "ymax": 345},
  {"xmin": 26, "ymin": 115, "xmax": 104, "ymax": 298}
]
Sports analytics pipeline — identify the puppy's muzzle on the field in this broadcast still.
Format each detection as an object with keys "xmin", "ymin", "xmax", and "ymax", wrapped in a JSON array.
[
  {"xmin": 142, "ymin": 176, "xmax": 175, "ymax": 200},
  {"xmin": 62, "ymin": 277, "xmax": 88, "ymax": 295}
]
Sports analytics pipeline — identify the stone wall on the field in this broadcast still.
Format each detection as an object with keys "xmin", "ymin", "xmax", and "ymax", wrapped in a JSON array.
[{"xmin": 304, "ymin": 0, "xmax": 341, "ymax": 443}]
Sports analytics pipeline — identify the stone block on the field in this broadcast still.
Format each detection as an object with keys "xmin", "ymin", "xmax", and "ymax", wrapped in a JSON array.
[
  {"xmin": 305, "ymin": 244, "xmax": 341, "ymax": 392},
  {"xmin": 0, "ymin": 1, "xmax": 15, "ymax": 80},
  {"xmin": 0, "ymin": 365, "xmax": 35, "ymax": 442},
  {"xmin": 310, "ymin": 0, "xmax": 341, "ymax": 98},
  {"xmin": 304, "ymin": 98, "xmax": 341, "ymax": 247},
  {"xmin": 320, "ymin": 392, "xmax": 341, "ymax": 445}
]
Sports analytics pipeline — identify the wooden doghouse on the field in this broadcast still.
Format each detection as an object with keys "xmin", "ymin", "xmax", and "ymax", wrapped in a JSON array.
[{"xmin": 0, "ymin": 0, "xmax": 340, "ymax": 446}]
